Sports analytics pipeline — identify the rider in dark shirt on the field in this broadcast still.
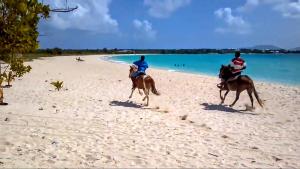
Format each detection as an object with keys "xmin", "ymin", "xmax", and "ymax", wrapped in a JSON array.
[{"xmin": 131, "ymin": 55, "xmax": 149, "ymax": 78}]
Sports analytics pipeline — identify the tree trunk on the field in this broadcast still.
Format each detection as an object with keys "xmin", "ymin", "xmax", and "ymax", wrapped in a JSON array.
[{"xmin": 0, "ymin": 88, "xmax": 3, "ymax": 104}]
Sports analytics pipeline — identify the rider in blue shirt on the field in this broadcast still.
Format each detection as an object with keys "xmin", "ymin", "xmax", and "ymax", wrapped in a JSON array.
[{"xmin": 131, "ymin": 55, "xmax": 148, "ymax": 78}]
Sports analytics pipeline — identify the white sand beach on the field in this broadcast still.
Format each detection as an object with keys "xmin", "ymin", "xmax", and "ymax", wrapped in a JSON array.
[{"xmin": 0, "ymin": 55, "xmax": 299, "ymax": 168}]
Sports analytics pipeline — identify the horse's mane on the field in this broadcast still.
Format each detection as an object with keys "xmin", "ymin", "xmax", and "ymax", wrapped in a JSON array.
[
  {"xmin": 130, "ymin": 64, "xmax": 138, "ymax": 69},
  {"xmin": 220, "ymin": 65, "xmax": 233, "ymax": 80}
]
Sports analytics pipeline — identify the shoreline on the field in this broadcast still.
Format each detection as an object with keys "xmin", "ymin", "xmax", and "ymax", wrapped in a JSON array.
[{"xmin": 102, "ymin": 54, "xmax": 300, "ymax": 88}]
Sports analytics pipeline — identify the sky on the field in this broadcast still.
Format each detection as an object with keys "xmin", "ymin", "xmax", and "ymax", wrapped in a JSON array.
[{"xmin": 38, "ymin": 0, "xmax": 300, "ymax": 49}]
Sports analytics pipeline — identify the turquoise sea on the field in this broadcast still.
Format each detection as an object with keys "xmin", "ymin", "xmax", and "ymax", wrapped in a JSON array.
[{"xmin": 109, "ymin": 54, "xmax": 300, "ymax": 85}]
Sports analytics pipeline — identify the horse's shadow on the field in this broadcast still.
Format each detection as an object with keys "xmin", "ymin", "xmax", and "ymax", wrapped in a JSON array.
[
  {"xmin": 201, "ymin": 103, "xmax": 258, "ymax": 115},
  {"xmin": 109, "ymin": 100, "xmax": 143, "ymax": 108}
]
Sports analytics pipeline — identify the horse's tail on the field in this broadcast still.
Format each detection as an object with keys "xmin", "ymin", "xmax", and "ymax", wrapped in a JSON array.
[
  {"xmin": 149, "ymin": 77, "xmax": 160, "ymax": 95},
  {"xmin": 251, "ymin": 81, "xmax": 264, "ymax": 107}
]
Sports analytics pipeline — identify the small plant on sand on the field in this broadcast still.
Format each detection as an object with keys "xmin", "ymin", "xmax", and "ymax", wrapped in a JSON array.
[
  {"xmin": 50, "ymin": 81, "xmax": 64, "ymax": 91},
  {"xmin": 76, "ymin": 57, "xmax": 84, "ymax": 62},
  {"xmin": 2, "ymin": 71, "xmax": 15, "ymax": 87}
]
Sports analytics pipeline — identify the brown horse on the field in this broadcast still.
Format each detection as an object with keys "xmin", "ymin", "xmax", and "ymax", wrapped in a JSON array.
[
  {"xmin": 219, "ymin": 65, "xmax": 263, "ymax": 108},
  {"xmin": 129, "ymin": 65, "xmax": 160, "ymax": 106}
]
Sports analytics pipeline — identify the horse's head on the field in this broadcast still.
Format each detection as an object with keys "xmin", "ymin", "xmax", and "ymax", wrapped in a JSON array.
[
  {"xmin": 129, "ymin": 65, "xmax": 138, "ymax": 78},
  {"xmin": 219, "ymin": 64, "xmax": 232, "ymax": 79}
]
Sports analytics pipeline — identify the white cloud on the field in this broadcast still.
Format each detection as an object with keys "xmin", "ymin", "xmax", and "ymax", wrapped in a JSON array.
[
  {"xmin": 44, "ymin": 0, "xmax": 118, "ymax": 33},
  {"xmin": 273, "ymin": 0, "xmax": 300, "ymax": 18},
  {"xmin": 214, "ymin": 8, "xmax": 251, "ymax": 34},
  {"xmin": 144, "ymin": 0, "xmax": 191, "ymax": 18},
  {"xmin": 237, "ymin": 0, "xmax": 260, "ymax": 12},
  {"xmin": 133, "ymin": 19, "xmax": 157, "ymax": 40},
  {"xmin": 238, "ymin": 0, "xmax": 300, "ymax": 18}
]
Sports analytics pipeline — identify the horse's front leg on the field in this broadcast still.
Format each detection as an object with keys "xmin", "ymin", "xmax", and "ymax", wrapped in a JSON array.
[
  {"xmin": 221, "ymin": 90, "xmax": 229, "ymax": 104},
  {"xmin": 230, "ymin": 90, "xmax": 241, "ymax": 107},
  {"xmin": 138, "ymin": 89, "xmax": 143, "ymax": 96},
  {"xmin": 129, "ymin": 87, "xmax": 136, "ymax": 99},
  {"xmin": 220, "ymin": 89, "xmax": 224, "ymax": 102}
]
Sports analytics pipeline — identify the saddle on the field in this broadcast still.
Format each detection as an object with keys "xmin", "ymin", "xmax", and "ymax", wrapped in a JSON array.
[
  {"xmin": 227, "ymin": 74, "xmax": 241, "ymax": 82},
  {"xmin": 135, "ymin": 72, "xmax": 146, "ymax": 79},
  {"xmin": 218, "ymin": 74, "xmax": 242, "ymax": 89}
]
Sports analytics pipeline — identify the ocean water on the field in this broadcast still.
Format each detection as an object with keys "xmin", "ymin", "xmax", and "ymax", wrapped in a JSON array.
[{"xmin": 109, "ymin": 54, "xmax": 300, "ymax": 85}]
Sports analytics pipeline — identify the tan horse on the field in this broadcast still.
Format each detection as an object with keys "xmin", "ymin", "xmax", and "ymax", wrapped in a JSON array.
[
  {"xmin": 219, "ymin": 65, "xmax": 263, "ymax": 108},
  {"xmin": 129, "ymin": 65, "xmax": 160, "ymax": 106}
]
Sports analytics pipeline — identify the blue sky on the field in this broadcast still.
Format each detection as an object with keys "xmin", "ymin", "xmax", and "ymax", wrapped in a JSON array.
[{"xmin": 39, "ymin": 0, "xmax": 300, "ymax": 49}]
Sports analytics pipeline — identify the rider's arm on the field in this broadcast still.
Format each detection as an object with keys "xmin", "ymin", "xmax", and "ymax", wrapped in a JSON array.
[
  {"xmin": 242, "ymin": 62, "xmax": 247, "ymax": 70},
  {"xmin": 133, "ymin": 61, "xmax": 140, "ymax": 66}
]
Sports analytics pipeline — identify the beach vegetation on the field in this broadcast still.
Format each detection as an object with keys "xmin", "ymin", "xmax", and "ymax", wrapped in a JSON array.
[
  {"xmin": 2, "ymin": 71, "xmax": 15, "ymax": 87},
  {"xmin": 10, "ymin": 58, "xmax": 32, "ymax": 77},
  {"xmin": 0, "ymin": 0, "xmax": 49, "ymax": 103},
  {"xmin": 0, "ymin": 0, "xmax": 50, "ymax": 60},
  {"xmin": 23, "ymin": 47, "xmax": 300, "ymax": 60},
  {"xmin": 50, "ymin": 81, "xmax": 64, "ymax": 91},
  {"xmin": 76, "ymin": 57, "xmax": 84, "ymax": 62},
  {"xmin": 0, "ymin": 0, "xmax": 49, "ymax": 71}
]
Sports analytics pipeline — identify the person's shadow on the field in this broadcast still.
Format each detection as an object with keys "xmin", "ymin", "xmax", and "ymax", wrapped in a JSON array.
[
  {"xmin": 109, "ymin": 100, "xmax": 143, "ymax": 108},
  {"xmin": 200, "ymin": 103, "xmax": 258, "ymax": 115}
]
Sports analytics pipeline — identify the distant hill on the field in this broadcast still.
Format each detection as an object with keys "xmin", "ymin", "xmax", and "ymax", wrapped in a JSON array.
[
  {"xmin": 249, "ymin": 45, "xmax": 282, "ymax": 50},
  {"xmin": 290, "ymin": 47, "xmax": 300, "ymax": 51}
]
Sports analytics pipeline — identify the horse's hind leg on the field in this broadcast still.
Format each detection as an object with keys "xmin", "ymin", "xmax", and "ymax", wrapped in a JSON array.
[
  {"xmin": 247, "ymin": 89, "xmax": 254, "ymax": 108},
  {"xmin": 230, "ymin": 90, "xmax": 241, "ymax": 107},
  {"xmin": 146, "ymin": 88, "xmax": 150, "ymax": 106},
  {"xmin": 142, "ymin": 88, "xmax": 148, "ymax": 101},
  {"xmin": 142, "ymin": 88, "xmax": 149, "ymax": 106}
]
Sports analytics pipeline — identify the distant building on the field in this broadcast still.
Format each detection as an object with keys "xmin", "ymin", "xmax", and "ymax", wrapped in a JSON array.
[{"xmin": 118, "ymin": 50, "xmax": 134, "ymax": 53}]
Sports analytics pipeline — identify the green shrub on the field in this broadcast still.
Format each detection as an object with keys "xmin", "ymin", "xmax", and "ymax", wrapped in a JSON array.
[
  {"xmin": 50, "ymin": 81, "xmax": 64, "ymax": 91},
  {"xmin": 10, "ymin": 58, "xmax": 32, "ymax": 78}
]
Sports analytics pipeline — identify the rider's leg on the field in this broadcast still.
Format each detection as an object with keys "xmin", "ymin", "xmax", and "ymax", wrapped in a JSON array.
[{"xmin": 131, "ymin": 71, "xmax": 139, "ymax": 78}]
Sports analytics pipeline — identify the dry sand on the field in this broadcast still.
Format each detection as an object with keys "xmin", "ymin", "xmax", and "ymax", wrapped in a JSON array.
[{"xmin": 0, "ymin": 55, "xmax": 299, "ymax": 168}]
